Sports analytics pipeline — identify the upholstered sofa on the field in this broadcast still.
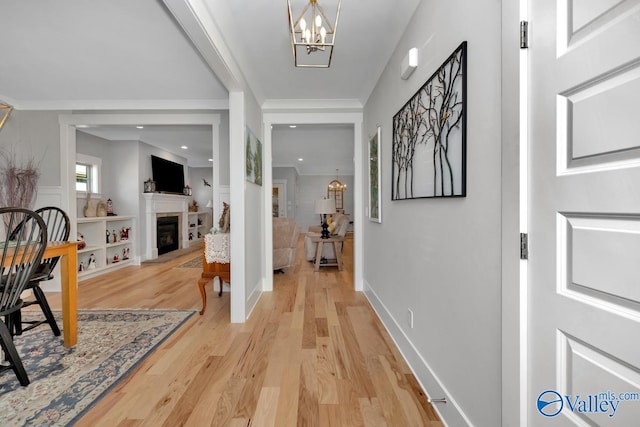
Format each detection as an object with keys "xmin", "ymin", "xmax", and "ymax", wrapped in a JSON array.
[
  {"xmin": 304, "ymin": 213, "xmax": 350, "ymax": 261},
  {"xmin": 273, "ymin": 217, "xmax": 300, "ymax": 272}
]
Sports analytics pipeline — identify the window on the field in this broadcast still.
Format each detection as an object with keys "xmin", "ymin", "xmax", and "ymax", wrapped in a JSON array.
[
  {"xmin": 75, "ymin": 163, "xmax": 91, "ymax": 192},
  {"xmin": 76, "ymin": 153, "xmax": 101, "ymax": 193}
]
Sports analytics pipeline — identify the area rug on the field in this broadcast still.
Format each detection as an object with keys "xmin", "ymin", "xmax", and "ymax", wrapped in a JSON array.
[
  {"xmin": 175, "ymin": 254, "xmax": 202, "ymax": 269},
  {"xmin": 0, "ymin": 309, "xmax": 195, "ymax": 426},
  {"xmin": 142, "ymin": 246, "xmax": 201, "ymax": 264}
]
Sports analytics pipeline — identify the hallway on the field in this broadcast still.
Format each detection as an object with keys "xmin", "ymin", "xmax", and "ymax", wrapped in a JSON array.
[{"xmin": 48, "ymin": 235, "xmax": 442, "ymax": 425}]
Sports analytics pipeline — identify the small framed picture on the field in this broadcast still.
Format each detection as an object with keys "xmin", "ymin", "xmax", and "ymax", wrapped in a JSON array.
[{"xmin": 369, "ymin": 126, "xmax": 382, "ymax": 223}]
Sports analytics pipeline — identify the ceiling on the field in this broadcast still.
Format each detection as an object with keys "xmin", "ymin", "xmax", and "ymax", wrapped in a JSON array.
[
  {"xmin": 272, "ymin": 124, "xmax": 355, "ymax": 175},
  {"xmin": 77, "ymin": 125, "xmax": 215, "ymax": 168},
  {"xmin": 0, "ymin": 0, "xmax": 420, "ymax": 173}
]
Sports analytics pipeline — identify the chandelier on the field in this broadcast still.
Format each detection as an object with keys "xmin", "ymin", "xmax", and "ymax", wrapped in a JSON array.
[
  {"xmin": 328, "ymin": 169, "xmax": 347, "ymax": 191},
  {"xmin": 287, "ymin": 0, "xmax": 341, "ymax": 68}
]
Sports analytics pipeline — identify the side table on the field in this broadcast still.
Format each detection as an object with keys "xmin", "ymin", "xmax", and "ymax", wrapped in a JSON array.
[
  {"xmin": 308, "ymin": 234, "xmax": 344, "ymax": 271},
  {"xmin": 198, "ymin": 254, "xmax": 230, "ymax": 315},
  {"xmin": 199, "ymin": 233, "xmax": 231, "ymax": 315}
]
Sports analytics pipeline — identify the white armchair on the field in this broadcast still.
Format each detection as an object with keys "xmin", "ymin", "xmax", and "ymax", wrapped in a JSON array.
[{"xmin": 273, "ymin": 217, "xmax": 300, "ymax": 272}]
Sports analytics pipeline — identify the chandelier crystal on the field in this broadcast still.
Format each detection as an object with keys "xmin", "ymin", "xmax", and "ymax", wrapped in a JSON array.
[{"xmin": 287, "ymin": 0, "xmax": 341, "ymax": 68}]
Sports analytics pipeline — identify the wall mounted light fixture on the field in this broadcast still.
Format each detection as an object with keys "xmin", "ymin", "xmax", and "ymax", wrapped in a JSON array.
[{"xmin": 401, "ymin": 47, "xmax": 419, "ymax": 80}]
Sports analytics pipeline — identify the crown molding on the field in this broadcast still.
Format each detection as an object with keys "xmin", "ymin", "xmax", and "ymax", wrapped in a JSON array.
[
  {"xmin": 261, "ymin": 98, "xmax": 363, "ymax": 113},
  {"xmin": 272, "ymin": 163, "xmax": 302, "ymax": 175},
  {"xmin": 1, "ymin": 98, "xmax": 229, "ymax": 111},
  {"xmin": 0, "ymin": 94, "xmax": 18, "ymax": 106}
]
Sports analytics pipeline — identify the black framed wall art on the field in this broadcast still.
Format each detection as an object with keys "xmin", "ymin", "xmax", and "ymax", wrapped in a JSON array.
[{"xmin": 392, "ymin": 41, "xmax": 467, "ymax": 200}]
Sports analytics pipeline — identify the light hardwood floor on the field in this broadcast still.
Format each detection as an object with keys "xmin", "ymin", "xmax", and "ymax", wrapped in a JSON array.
[{"xmin": 47, "ymin": 235, "xmax": 443, "ymax": 426}]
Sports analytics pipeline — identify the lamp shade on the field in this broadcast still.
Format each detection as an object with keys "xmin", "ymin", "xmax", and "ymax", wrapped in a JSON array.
[{"xmin": 315, "ymin": 198, "xmax": 336, "ymax": 215}]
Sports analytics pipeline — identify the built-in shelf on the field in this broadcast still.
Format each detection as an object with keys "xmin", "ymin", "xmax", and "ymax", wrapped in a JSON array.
[
  {"xmin": 188, "ymin": 211, "xmax": 210, "ymax": 243},
  {"xmin": 77, "ymin": 215, "xmax": 136, "ymax": 280}
]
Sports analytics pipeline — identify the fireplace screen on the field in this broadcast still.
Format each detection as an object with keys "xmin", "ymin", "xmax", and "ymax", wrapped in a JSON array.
[{"xmin": 157, "ymin": 216, "xmax": 179, "ymax": 255}]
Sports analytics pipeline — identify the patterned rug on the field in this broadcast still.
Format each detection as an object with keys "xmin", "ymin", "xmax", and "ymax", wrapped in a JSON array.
[
  {"xmin": 175, "ymin": 254, "xmax": 202, "ymax": 269},
  {"xmin": 0, "ymin": 309, "xmax": 195, "ymax": 426}
]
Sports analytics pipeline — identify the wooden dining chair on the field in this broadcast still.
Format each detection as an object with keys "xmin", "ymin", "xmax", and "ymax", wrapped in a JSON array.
[
  {"xmin": 0, "ymin": 207, "xmax": 48, "ymax": 386},
  {"xmin": 11, "ymin": 206, "xmax": 70, "ymax": 337}
]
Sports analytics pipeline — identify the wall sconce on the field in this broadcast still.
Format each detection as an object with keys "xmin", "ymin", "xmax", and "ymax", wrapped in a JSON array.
[{"xmin": 401, "ymin": 47, "xmax": 419, "ymax": 80}]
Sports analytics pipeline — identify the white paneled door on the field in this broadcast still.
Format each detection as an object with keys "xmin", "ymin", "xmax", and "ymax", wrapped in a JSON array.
[{"xmin": 529, "ymin": 1, "xmax": 640, "ymax": 425}]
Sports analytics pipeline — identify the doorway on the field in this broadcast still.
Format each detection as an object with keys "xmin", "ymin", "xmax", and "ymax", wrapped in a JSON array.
[
  {"xmin": 58, "ymin": 112, "xmax": 231, "ymax": 314},
  {"xmin": 262, "ymin": 111, "xmax": 364, "ymax": 292},
  {"xmin": 520, "ymin": 2, "xmax": 640, "ymax": 424}
]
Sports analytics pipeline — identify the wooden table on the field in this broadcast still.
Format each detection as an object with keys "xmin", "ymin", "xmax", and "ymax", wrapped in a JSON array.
[
  {"xmin": 43, "ymin": 241, "xmax": 79, "ymax": 347},
  {"xmin": 2, "ymin": 241, "xmax": 79, "ymax": 347},
  {"xmin": 198, "ymin": 254, "xmax": 230, "ymax": 315},
  {"xmin": 308, "ymin": 235, "xmax": 344, "ymax": 271}
]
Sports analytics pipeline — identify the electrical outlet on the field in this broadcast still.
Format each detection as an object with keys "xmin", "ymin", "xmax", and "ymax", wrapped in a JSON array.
[{"xmin": 408, "ymin": 308, "xmax": 414, "ymax": 329}]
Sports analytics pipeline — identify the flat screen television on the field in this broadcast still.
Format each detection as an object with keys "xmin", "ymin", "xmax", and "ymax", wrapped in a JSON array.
[{"xmin": 151, "ymin": 155, "xmax": 185, "ymax": 194}]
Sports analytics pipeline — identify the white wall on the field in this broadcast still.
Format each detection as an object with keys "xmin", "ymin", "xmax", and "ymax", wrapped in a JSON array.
[{"xmin": 362, "ymin": 1, "xmax": 502, "ymax": 426}]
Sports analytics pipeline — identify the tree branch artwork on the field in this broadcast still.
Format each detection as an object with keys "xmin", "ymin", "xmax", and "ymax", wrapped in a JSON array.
[{"xmin": 392, "ymin": 42, "xmax": 467, "ymax": 200}]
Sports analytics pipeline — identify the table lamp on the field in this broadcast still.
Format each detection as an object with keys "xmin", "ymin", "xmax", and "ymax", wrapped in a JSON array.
[{"xmin": 315, "ymin": 198, "xmax": 336, "ymax": 239}]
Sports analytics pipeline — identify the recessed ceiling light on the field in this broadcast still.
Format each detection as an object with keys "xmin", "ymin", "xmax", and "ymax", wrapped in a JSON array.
[
  {"xmin": 76, "ymin": 125, "xmax": 89, "ymax": 128},
  {"xmin": 208, "ymin": 158, "xmax": 213, "ymax": 162},
  {"xmin": 298, "ymin": 158, "xmax": 304, "ymax": 161},
  {"xmin": 289, "ymin": 125, "xmax": 297, "ymax": 128},
  {"xmin": 136, "ymin": 125, "xmax": 144, "ymax": 129},
  {"xmin": 181, "ymin": 145, "xmax": 188, "ymax": 150}
]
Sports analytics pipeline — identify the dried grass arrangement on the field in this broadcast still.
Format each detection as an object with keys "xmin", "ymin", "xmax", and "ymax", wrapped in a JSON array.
[{"xmin": 0, "ymin": 149, "xmax": 40, "ymax": 211}]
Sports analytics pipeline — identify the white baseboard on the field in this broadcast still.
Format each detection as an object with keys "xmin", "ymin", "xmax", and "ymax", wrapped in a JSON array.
[
  {"xmin": 245, "ymin": 278, "xmax": 262, "ymax": 319},
  {"xmin": 363, "ymin": 280, "xmax": 472, "ymax": 427}
]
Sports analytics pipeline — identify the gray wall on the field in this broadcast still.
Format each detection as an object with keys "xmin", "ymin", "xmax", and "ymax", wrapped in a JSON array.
[
  {"xmin": 362, "ymin": 0, "xmax": 502, "ymax": 425},
  {"xmin": 188, "ymin": 166, "xmax": 214, "ymax": 228},
  {"xmin": 76, "ymin": 133, "xmax": 191, "ymax": 259},
  {"xmin": 0, "ymin": 110, "xmax": 64, "ymax": 186},
  {"xmin": 76, "ymin": 131, "xmax": 118, "ymax": 216},
  {"xmin": 188, "ymin": 166, "xmax": 214, "ymax": 210},
  {"xmin": 296, "ymin": 174, "xmax": 354, "ymax": 232},
  {"xmin": 243, "ymin": 91, "xmax": 264, "ymax": 314},
  {"xmin": 272, "ymin": 166, "xmax": 298, "ymax": 219},
  {"xmin": 218, "ymin": 110, "xmax": 230, "ymax": 186}
]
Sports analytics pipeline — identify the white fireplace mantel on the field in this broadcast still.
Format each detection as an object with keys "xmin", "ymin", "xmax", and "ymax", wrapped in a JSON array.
[{"xmin": 144, "ymin": 193, "xmax": 190, "ymax": 260}]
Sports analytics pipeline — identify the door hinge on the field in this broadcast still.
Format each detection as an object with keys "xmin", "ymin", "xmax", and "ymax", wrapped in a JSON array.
[
  {"xmin": 520, "ymin": 21, "xmax": 529, "ymax": 49},
  {"xmin": 520, "ymin": 233, "xmax": 528, "ymax": 260}
]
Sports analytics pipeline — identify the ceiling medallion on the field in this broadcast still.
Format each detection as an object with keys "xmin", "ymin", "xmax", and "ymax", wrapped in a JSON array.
[{"xmin": 287, "ymin": 0, "xmax": 341, "ymax": 68}]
